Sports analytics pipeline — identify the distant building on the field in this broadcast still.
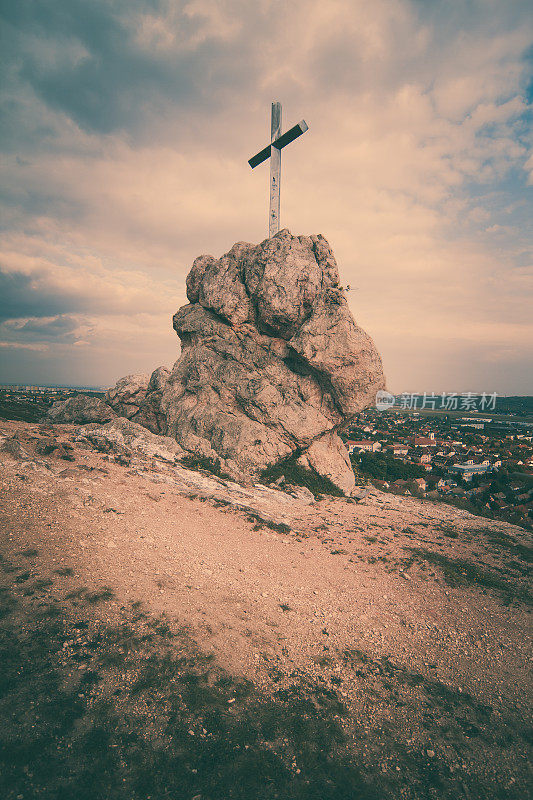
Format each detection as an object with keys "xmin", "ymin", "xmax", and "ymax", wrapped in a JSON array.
[
  {"xmin": 390, "ymin": 480, "xmax": 412, "ymax": 495},
  {"xmin": 346, "ymin": 440, "xmax": 382, "ymax": 454},
  {"xmin": 387, "ymin": 443, "xmax": 409, "ymax": 456},
  {"xmin": 412, "ymin": 449, "xmax": 432, "ymax": 464},
  {"xmin": 410, "ymin": 435, "xmax": 436, "ymax": 448},
  {"xmin": 449, "ymin": 462, "xmax": 493, "ymax": 481},
  {"xmin": 425, "ymin": 476, "xmax": 446, "ymax": 491}
]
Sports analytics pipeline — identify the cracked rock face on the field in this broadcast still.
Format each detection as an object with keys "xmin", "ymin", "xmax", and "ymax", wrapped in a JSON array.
[
  {"xmin": 105, "ymin": 367, "xmax": 170, "ymax": 434},
  {"xmin": 161, "ymin": 230, "xmax": 385, "ymax": 493}
]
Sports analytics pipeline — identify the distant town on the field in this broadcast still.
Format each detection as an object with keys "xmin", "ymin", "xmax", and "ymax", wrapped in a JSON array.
[
  {"xmin": 343, "ymin": 397, "xmax": 533, "ymax": 531},
  {"xmin": 1, "ymin": 384, "xmax": 532, "ymax": 530},
  {"xmin": 0, "ymin": 385, "xmax": 105, "ymax": 423}
]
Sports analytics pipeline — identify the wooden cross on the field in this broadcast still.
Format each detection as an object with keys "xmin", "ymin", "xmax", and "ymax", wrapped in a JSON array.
[{"xmin": 248, "ymin": 102, "xmax": 308, "ymax": 238}]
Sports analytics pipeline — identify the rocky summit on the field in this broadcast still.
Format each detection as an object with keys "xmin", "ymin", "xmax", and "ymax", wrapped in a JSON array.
[
  {"xmin": 164, "ymin": 230, "xmax": 385, "ymax": 492},
  {"xmin": 46, "ymin": 231, "xmax": 385, "ymax": 493}
]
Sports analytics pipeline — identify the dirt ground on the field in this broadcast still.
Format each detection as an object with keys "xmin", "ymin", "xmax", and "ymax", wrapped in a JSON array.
[{"xmin": 1, "ymin": 419, "xmax": 531, "ymax": 800}]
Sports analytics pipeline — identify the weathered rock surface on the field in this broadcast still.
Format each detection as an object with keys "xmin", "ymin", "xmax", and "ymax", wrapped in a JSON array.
[
  {"xmin": 41, "ymin": 232, "xmax": 385, "ymax": 494},
  {"xmin": 46, "ymin": 369, "xmax": 171, "ymax": 432},
  {"xmin": 105, "ymin": 367, "xmax": 170, "ymax": 434},
  {"xmin": 297, "ymin": 432, "xmax": 355, "ymax": 495},
  {"xmin": 162, "ymin": 230, "xmax": 385, "ymax": 493},
  {"xmin": 77, "ymin": 418, "xmax": 185, "ymax": 463},
  {"xmin": 45, "ymin": 395, "xmax": 117, "ymax": 425},
  {"xmin": 105, "ymin": 373, "xmax": 149, "ymax": 418}
]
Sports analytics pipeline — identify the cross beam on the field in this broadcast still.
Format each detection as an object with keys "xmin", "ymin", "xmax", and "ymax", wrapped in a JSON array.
[{"xmin": 248, "ymin": 102, "xmax": 308, "ymax": 238}]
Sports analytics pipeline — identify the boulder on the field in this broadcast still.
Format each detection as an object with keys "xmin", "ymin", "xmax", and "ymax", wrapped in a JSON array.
[
  {"xmin": 159, "ymin": 230, "xmax": 385, "ymax": 493},
  {"xmin": 105, "ymin": 367, "xmax": 170, "ymax": 433},
  {"xmin": 297, "ymin": 431, "xmax": 356, "ymax": 496},
  {"xmin": 45, "ymin": 395, "xmax": 116, "ymax": 424},
  {"xmin": 105, "ymin": 373, "xmax": 149, "ymax": 418}
]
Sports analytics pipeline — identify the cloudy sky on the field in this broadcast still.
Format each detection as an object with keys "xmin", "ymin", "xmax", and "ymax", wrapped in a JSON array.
[{"xmin": 1, "ymin": 0, "xmax": 532, "ymax": 393}]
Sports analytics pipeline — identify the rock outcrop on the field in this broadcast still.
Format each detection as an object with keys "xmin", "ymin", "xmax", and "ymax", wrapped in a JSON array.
[
  {"xmin": 43, "ymin": 231, "xmax": 385, "ymax": 495},
  {"xmin": 45, "ymin": 395, "xmax": 117, "ymax": 425},
  {"xmin": 105, "ymin": 373, "xmax": 149, "ymax": 418},
  {"xmin": 44, "ymin": 367, "xmax": 170, "ymax": 434},
  {"xmin": 77, "ymin": 418, "xmax": 184, "ymax": 463},
  {"xmin": 105, "ymin": 368, "xmax": 170, "ymax": 434},
  {"xmin": 161, "ymin": 230, "xmax": 385, "ymax": 493}
]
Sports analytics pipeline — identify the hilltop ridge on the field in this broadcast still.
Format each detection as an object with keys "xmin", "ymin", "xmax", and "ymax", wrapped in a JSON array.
[{"xmin": 1, "ymin": 417, "xmax": 531, "ymax": 799}]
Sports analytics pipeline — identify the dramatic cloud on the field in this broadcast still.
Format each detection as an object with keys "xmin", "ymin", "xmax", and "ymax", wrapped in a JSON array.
[{"xmin": 0, "ymin": 0, "xmax": 531, "ymax": 391}]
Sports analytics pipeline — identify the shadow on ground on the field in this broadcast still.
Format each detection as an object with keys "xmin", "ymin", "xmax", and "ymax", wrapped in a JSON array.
[{"xmin": 0, "ymin": 551, "xmax": 531, "ymax": 800}]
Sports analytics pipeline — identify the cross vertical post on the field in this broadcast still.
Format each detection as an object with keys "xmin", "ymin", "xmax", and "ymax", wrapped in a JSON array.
[
  {"xmin": 248, "ymin": 103, "xmax": 308, "ymax": 238},
  {"xmin": 269, "ymin": 102, "xmax": 281, "ymax": 238}
]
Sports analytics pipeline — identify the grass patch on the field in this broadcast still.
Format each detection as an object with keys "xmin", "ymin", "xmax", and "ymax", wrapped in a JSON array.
[
  {"xmin": 23, "ymin": 577, "xmax": 53, "ymax": 595},
  {"xmin": 0, "ymin": 582, "xmax": 378, "ymax": 800},
  {"xmin": 180, "ymin": 453, "xmax": 232, "ymax": 480},
  {"xmin": 64, "ymin": 587, "xmax": 89, "ymax": 600},
  {"xmin": 440, "ymin": 526, "xmax": 459, "ymax": 539},
  {"xmin": 265, "ymin": 519, "xmax": 291, "ymax": 534},
  {"xmin": 21, "ymin": 548, "xmax": 39, "ymax": 558},
  {"xmin": 260, "ymin": 455, "xmax": 345, "ymax": 498},
  {"xmin": 483, "ymin": 531, "xmax": 533, "ymax": 564},
  {"xmin": 405, "ymin": 548, "xmax": 533, "ymax": 606},
  {"xmin": 85, "ymin": 587, "xmax": 115, "ymax": 604},
  {"xmin": 246, "ymin": 513, "xmax": 291, "ymax": 534},
  {"xmin": 212, "ymin": 498, "xmax": 231, "ymax": 508}
]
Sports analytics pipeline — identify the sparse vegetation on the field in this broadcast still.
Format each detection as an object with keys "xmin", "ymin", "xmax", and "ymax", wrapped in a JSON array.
[
  {"xmin": 260, "ymin": 456, "xmax": 345, "ymax": 498},
  {"xmin": 352, "ymin": 451, "xmax": 426, "ymax": 481},
  {"xmin": 482, "ymin": 530, "xmax": 533, "ymax": 563},
  {"xmin": 2, "ymin": 414, "xmax": 533, "ymax": 799},
  {"xmin": 247, "ymin": 512, "xmax": 292, "ymax": 534},
  {"xmin": 54, "ymin": 567, "xmax": 74, "ymax": 576},
  {"xmin": 0, "ymin": 581, "xmax": 379, "ymax": 800},
  {"xmin": 180, "ymin": 453, "xmax": 233, "ymax": 480},
  {"xmin": 405, "ymin": 548, "xmax": 533, "ymax": 606},
  {"xmin": 85, "ymin": 586, "xmax": 115, "ymax": 604},
  {"xmin": 441, "ymin": 527, "xmax": 459, "ymax": 538}
]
